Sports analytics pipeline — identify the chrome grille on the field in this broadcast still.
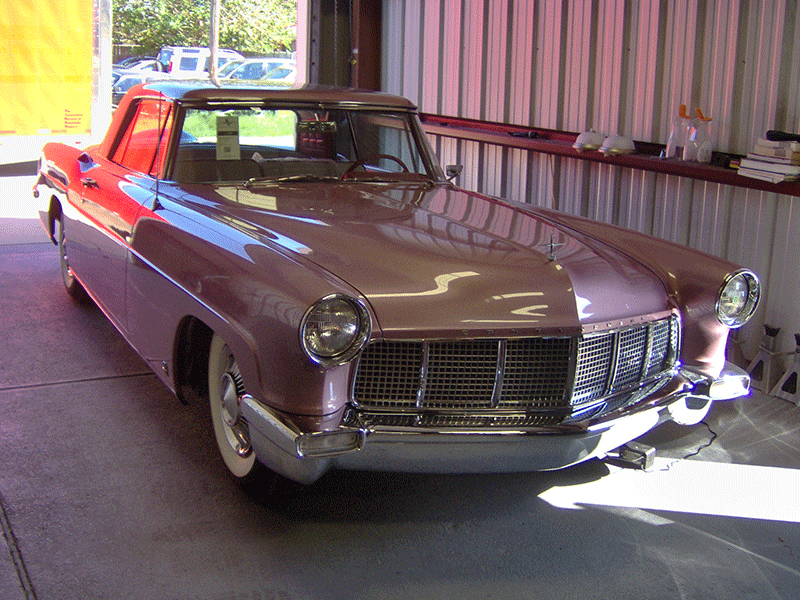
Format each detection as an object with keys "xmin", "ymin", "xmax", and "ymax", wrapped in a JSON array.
[
  {"xmin": 424, "ymin": 340, "xmax": 499, "ymax": 409},
  {"xmin": 501, "ymin": 338, "xmax": 572, "ymax": 407},
  {"xmin": 613, "ymin": 326, "xmax": 650, "ymax": 389},
  {"xmin": 572, "ymin": 335, "xmax": 614, "ymax": 403},
  {"xmin": 645, "ymin": 318, "xmax": 676, "ymax": 377},
  {"xmin": 352, "ymin": 317, "xmax": 679, "ymax": 424},
  {"xmin": 350, "ymin": 411, "xmax": 565, "ymax": 429}
]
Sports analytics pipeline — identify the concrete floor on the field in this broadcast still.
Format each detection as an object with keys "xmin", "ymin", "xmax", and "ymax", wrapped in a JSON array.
[{"xmin": 2, "ymin": 171, "xmax": 800, "ymax": 600}]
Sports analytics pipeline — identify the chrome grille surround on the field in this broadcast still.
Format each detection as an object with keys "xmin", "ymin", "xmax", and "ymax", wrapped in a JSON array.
[{"xmin": 350, "ymin": 316, "xmax": 680, "ymax": 428}]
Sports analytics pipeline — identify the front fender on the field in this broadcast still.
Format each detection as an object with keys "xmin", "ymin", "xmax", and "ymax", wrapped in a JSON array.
[
  {"xmin": 529, "ymin": 207, "xmax": 745, "ymax": 378},
  {"xmin": 129, "ymin": 207, "xmax": 369, "ymax": 418}
]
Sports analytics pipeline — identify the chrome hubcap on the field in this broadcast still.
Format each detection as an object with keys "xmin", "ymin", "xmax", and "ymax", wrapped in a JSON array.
[
  {"xmin": 217, "ymin": 363, "xmax": 252, "ymax": 458},
  {"xmin": 219, "ymin": 372, "xmax": 240, "ymax": 427}
]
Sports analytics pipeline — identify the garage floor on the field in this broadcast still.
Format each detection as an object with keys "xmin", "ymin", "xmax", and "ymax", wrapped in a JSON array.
[{"xmin": 2, "ymin": 171, "xmax": 800, "ymax": 600}]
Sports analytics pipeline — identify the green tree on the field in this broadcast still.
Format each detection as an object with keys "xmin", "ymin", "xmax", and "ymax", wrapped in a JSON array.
[
  {"xmin": 113, "ymin": 0, "xmax": 296, "ymax": 56},
  {"xmin": 221, "ymin": 0, "xmax": 296, "ymax": 52}
]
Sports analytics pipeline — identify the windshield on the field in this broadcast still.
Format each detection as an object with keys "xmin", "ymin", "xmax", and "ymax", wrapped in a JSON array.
[
  {"xmin": 170, "ymin": 104, "xmax": 443, "ymax": 184},
  {"xmin": 218, "ymin": 60, "xmax": 244, "ymax": 77}
]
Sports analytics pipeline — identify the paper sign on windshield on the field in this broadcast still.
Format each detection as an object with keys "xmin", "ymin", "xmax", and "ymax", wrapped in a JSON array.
[{"xmin": 216, "ymin": 116, "xmax": 241, "ymax": 160}]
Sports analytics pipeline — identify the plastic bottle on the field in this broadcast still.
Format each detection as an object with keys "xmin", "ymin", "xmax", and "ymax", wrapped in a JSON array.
[
  {"xmin": 685, "ymin": 108, "xmax": 714, "ymax": 163},
  {"xmin": 665, "ymin": 104, "xmax": 692, "ymax": 159}
]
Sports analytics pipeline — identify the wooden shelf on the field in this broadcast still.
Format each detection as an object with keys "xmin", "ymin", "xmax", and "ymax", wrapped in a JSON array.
[{"xmin": 420, "ymin": 113, "xmax": 800, "ymax": 198}]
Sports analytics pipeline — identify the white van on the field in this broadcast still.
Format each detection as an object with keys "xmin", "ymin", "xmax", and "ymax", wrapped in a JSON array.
[{"xmin": 157, "ymin": 47, "xmax": 243, "ymax": 77}]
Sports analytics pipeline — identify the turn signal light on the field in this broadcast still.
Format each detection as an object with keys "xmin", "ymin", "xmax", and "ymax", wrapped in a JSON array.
[{"xmin": 296, "ymin": 429, "xmax": 365, "ymax": 458}]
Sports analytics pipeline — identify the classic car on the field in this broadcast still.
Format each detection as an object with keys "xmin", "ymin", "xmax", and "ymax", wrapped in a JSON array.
[{"xmin": 34, "ymin": 81, "xmax": 760, "ymax": 484}]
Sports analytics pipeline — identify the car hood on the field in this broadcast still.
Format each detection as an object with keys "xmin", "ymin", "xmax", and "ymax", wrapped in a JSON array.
[{"xmin": 199, "ymin": 182, "xmax": 670, "ymax": 336}]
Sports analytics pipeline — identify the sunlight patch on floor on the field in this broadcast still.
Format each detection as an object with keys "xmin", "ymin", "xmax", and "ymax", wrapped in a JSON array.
[{"xmin": 539, "ymin": 457, "xmax": 800, "ymax": 523}]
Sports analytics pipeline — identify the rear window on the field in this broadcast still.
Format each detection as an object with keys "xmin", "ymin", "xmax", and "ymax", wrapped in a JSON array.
[{"xmin": 181, "ymin": 108, "xmax": 297, "ymax": 150}]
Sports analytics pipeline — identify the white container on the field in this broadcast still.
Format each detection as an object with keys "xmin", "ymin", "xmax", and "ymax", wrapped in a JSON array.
[{"xmin": 685, "ymin": 108, "xmax": 714, "ymax": 163}]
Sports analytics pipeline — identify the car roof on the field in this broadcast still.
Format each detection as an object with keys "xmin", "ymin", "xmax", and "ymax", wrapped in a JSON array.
[
  {"xmin": 102, "ymin": 82, "xmax": 420, "ymax": 157},
  {"xmin": 241, "ymin": 57, "xmax": 294, "ymax": 64},
  {"xmin": 133, "ymin": 80, "xmax": 418, "ymax": 109}
]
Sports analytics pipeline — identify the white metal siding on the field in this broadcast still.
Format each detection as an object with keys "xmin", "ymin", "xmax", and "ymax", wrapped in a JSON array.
[{"xmin": 383, "ymin": 0, "xmax": 800, "ymax": 358}]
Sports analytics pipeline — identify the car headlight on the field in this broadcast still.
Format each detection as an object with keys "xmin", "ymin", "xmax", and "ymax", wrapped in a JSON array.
[
  {"xmin": 716, "ymin": 270, "xmax": 760, "ymax": 328},
  {"xmin": 301, "ymin": 295, "xmax": 371, "ymax": 365}
]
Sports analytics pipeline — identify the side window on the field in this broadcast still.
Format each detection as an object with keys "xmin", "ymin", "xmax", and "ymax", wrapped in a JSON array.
[
  {"xmin": 112, "ymin": 99, "xmax": 174, "ymax": 176},
  {"xmin": 349, "ymin": 112, "xmax": 426, "ymax": 173},
  {"xmin": 180, "ymin": 57, "xmax": 198, "ymax": 71}
]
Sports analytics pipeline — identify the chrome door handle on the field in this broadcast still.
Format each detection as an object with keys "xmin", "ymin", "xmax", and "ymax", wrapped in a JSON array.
[{"xmin": 80, "ymin": 177, "xmax": 98, "ymax": 188}]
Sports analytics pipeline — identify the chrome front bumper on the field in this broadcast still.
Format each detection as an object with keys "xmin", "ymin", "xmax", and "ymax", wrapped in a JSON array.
[{"xmin": 240, "ymin": 363, "xmax": 749, "ymax": 484}]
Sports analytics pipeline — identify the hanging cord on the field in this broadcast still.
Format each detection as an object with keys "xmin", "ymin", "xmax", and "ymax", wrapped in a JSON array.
[
  {"xmin": 655, "ymin": 420, "xmax": 719, "ymax": 472},
  {"xmin": 682, "ymin": 420, "xmax": 718, "ymax": 460}
]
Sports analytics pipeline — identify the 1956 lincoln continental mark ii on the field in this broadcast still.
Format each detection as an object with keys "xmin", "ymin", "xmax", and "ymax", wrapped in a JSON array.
[{"xmin": 34, "ymin": 81, "xmax": 760, "ymax": 484}]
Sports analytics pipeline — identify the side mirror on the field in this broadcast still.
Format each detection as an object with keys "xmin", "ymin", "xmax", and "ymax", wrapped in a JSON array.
[{"xmin": 445, "ymin": 164, "xmax": 463, "ymax": 181}]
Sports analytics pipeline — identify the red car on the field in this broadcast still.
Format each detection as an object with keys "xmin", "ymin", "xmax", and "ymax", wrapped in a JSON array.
[{"xmin": 34, "ymin": 81, "xmax": 760, "ymax": 484}]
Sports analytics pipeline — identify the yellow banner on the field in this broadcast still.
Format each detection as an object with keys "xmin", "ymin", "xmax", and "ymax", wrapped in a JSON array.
[{"xmin": 0, "ymin": 0, "xmax": 93, "ymax": 135}]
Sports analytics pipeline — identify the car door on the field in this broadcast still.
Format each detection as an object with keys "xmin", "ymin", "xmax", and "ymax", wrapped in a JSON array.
[{"xmin": 69, "ymin": 98, "xmax": 173, "ymax": 332}]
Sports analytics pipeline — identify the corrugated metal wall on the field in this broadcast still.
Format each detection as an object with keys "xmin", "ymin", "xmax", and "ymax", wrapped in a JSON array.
[{"xmin": 382, "ymin": 0, "xmax": 800, "ymax": 359}]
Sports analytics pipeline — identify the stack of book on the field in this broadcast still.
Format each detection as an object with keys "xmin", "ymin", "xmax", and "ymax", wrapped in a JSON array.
[{"xmin": 738, "ymin": 137, "xmax": 800, "ymax": 183}]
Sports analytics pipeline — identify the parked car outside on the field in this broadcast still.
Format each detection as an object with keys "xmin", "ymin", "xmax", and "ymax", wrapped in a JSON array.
[
  {"xmin": 34, "ymin": 81, "xmax": 760, "ymax": 486},
  {"xmin": 111, "ymin": 72, "xmax": 167, "ymax": 107},
  {"xmin": 261, "ymin": 66, "xmax": 296, "ymax": 85},
  {"xmin": 112, "ymin": 61, "xmax": 161, "ymax": 89},
  {"xmin": 121, "ymin": 59, "xmax": 159, "ymax": 72},
  {"xmin": 217, "ymin": 59, "xmax": 245, "ymax": 78},
  {"xmin": 224, "ymin": 58, "xmax": 295, "ymax": 80},
  {"xmin": 114, "ymin": 56, "xmax": 156, "ymax": 69},
  {"xmin": 156, "ymin": 46, "xmax": 243, "ymax": 78}
]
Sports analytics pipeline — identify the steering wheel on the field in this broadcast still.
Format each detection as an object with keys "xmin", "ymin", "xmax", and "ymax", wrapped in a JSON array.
[{"xmin": 341, "ymin": 154, "xmax": 410, "ymax": 179}]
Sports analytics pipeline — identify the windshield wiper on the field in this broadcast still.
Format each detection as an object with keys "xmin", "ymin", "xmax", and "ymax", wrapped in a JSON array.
[
  {"xmin": 342, "ymin": 175, "xmax": 437, "ymax": 186},
  {"xmin": 244, "ymin": 174, "xmax": 340, "ymax": 187}
]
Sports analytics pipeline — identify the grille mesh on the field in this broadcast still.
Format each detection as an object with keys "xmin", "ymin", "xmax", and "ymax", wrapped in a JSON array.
[
  {"xmin": 572, "ymin": 335, "xmax": 614, "ymax": 404},
  {"xmin": 352, "ymin": 317, "xmax": 679, "ymax": 423},
  {"xmin": 425, "ymin": 340, "xmax": 499, "ymax": 408},
  {"xmin": 500, "ymin": 338, "xmax": 572, "ymax": 407},
  {"xmin": 611, "ymin": 326, "xmax": 650, "ymax": 390},
  {"xmin": 353, "ymin": 340, "xmax": 422, "ymax": 407}
]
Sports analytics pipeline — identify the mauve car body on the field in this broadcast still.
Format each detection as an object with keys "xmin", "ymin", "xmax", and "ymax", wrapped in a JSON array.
[{"xmin": 34, "ymin": 81, "xmax": 759, "ymax": 484}]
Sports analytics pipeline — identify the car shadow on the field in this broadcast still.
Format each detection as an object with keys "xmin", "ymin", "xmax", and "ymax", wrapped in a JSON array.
[{"xmin": 241, "ymin": 452, "xmax": 614, "ymax": 525}]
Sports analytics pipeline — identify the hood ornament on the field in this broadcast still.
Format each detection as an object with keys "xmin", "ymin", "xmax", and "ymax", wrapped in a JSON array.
[{"xmin": 540, "ymin": 233, "xmax": 565, "ymax": 262}]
